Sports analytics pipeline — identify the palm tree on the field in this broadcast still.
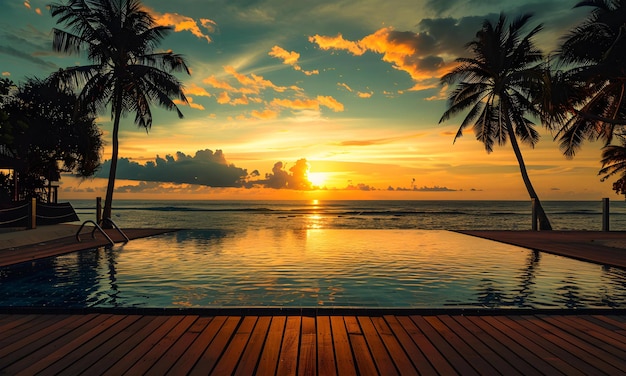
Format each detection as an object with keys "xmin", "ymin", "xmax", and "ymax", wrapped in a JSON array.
[
  {"xmin": 439, "ymin": 14, "xmax": 552, "ymax": 230},
  {"xmin": 49, "ymin": 0, "xmax": 190, "ymax": 224},
  {"xmin": 555, "ymin": 0, "xmax": 626, "ymax": 156},
  {"xmin": 599, "ymin": 137, "xmax": 626, "ymax": 195}
]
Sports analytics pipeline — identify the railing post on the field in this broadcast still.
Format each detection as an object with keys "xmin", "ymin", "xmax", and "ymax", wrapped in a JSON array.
[
  {"xmin": 96, "ymin": 197, "xmax": 102, "ymax": 224},
  {"xmin": 29, "ymin": 197, "xmax": 36, "ymax": 229},
  {"xmin": 531, "ymin": 198, "xmax": 538, "ymax": 231},
  {"xmin": 602, "ymin": 197, "xmax": 610, "ymax": 232}
]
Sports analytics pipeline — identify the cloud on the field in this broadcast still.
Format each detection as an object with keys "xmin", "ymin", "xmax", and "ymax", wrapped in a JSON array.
[
  {"xmin": 338, "ymin": 83, "xmax": 352, "ymax": 92},
  {"xmin": 252, "ymin": 159, "xmax": 312, "ymax": 190},
  {"xmin": 357, "ymin": 91, "xmax": 373, "ymax": 98},
  {"xmin": 184, "ymin": 83, "xmax": 212, "ymax": 97},
  {"xmin": 95, "ymin": 150, "xmax": 248, "ymax": 187},
  {"xmin": 147, "ymin": 8, "xmax": 216, "ymax": 43},
  {"xmin": 309, "ymin": 33, "xmax": 365, "ymax": 55},
  {"xmin": 0, "ymin": 45, "xmax": 57, "ymax": 71},
  {"xmin": 200, "ymin": 66, "xmax": 341, "ymax": 120},
  {"xmin": 250, "ymin": 109, "xmax": 279, "ymax": 120},
  {"xmin": 310, "ymin": 27, "xmax": 458, "ymax": 91},
  {"xmin": 1, "ymin": 72, "xmax": 9, "ymax": 77},
  {"xmin": 174, "ymin": 96, "xmax": 205, "ymax": 110},
  {"xmin": 268, "ymin": 45, "xmax": 319, "ymax": 76},
  {"xmin": 270, "ymin": 95, "xmax": 344, "ymax": 112}
]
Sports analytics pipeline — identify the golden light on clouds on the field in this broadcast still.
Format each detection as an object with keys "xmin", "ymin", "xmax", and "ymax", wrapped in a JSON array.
[
  {"xmin": 310, "ymin": 27, "xmax": 457, "ymax": 91},
  {"xmin": 146, "ymin": 7, "xmax": 215, "ymax": 43},
  {"xmin": 269, "ymin": 45, "xmax": 319, "ymax": 76}
]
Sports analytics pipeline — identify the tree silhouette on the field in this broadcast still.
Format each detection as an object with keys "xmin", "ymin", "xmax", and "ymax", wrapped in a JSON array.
[
  {"xmin": 440, "ymin": 14, "xmax": 552, "ymax": 230},
  {"xmin": 49, "ymin": 0, "xmax": 190, "ymax": 224}
]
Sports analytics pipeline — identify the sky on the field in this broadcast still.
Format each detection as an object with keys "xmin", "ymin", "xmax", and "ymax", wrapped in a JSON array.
[{"xmin": 0, "ymin": 0, "xmax": 615, "ymax": 201}]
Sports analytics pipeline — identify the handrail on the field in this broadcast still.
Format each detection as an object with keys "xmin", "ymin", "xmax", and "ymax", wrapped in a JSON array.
[
  {"xmin": 99, "ymin": 218, "xmax": 130, "ymax": 243},
  {"xmin": 76, "ymin": 220, "xmax": 115, "ymax": 246}
]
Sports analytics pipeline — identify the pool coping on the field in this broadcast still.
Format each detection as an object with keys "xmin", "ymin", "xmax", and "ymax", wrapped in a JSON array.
[{"xmin": 2, "ymin": 306, "xmax": 626, "ymax": 317}]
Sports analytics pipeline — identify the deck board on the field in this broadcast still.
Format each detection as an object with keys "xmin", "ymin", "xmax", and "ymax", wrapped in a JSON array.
[{"xmin": 1, "ymin": 312, "xmax": 626, "ymax": 375}]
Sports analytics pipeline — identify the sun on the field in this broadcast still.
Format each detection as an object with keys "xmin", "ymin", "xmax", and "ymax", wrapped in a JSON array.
[{"xmin": 308, "ymin": 172, "xmax": 328, "ymax": 187}]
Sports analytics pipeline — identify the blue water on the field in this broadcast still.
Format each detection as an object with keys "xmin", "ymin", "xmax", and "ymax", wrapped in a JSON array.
[{"xmin": 1, "ymin": 228, "xmax": 625, "ymax": 309}]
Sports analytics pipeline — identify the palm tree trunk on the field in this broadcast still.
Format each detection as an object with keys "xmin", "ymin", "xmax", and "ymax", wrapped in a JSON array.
[
  {"xmin": 102, "ymin": 91, "xmax": 123, "ymax": 228},
  {"xmin": 507, "ymin": 126, "xmax": 552, "ymax": 230}
]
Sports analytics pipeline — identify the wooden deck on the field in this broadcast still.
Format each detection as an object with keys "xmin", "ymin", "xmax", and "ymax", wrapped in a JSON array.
[
  {"xmin": 458, "ymin": 230, "xmax": 626, "ymax": 269},
  {"xmin": 1, "ymin": 312, "xmax": 625, "ymax": 375},
  {"xmin": 0, "ymin": 227, "xmax": 173, "ymax": 267}
]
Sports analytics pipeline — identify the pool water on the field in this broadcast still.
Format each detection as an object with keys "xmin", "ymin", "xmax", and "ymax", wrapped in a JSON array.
[{"xmin": 1, "ymin": 229, "xmax": 625, "ymax": 309}]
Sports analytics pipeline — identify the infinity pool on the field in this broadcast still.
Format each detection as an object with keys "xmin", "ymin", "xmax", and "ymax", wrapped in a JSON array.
[{"xmin": 1, "ymin": 229, "xmax": 625, "ymax": 309}]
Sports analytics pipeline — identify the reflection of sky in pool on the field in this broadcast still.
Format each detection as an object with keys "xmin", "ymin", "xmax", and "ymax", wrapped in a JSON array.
[{"xmin": 1, "ymin": 229, "xmax": 625, "ymax": 309}]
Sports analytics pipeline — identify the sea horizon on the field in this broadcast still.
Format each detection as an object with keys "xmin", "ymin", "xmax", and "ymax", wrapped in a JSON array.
[{"xmin": 67, "ymin": 199, "xmax": 626, "ymax": 232}]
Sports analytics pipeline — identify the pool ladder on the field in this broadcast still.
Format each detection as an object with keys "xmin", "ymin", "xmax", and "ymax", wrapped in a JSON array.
[{"xmin": 76, "ymin": 218, "xmax": 130, "ymax": 246}]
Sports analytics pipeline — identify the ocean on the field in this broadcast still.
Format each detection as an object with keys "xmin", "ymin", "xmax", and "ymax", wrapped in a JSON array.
[{"xmin": 68, "ymin": 199, "xmax": 626, "ymax": 231}]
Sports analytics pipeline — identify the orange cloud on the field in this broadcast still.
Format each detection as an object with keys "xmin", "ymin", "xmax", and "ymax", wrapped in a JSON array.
[
  {"xmin": 147, "ymin": 9, "xmax": 215, "ymax": 43},
  {"xmin": 184, "ymin": 83, "xmax": 211, "ymax": 97},
  {"xmin": 357, "ymin": 91, "xmax": 373, "ymax": 98},
  {"xmin": 309, "ymin": 33, "xmax": 365, "ymax": 55},
  {"xmin": 251, "ymin": 109, "xmax": 279, "ymax": 120},
  {"xmin": 1, "ymin": 72, "xmax": 10, "ymax": 77},
  {"xmin": 269, "ymin": 45, "xmax": 319, "ymax": 76},
  {"xmin": 271, "ymin": 98, "xmax": 319, "ymax": 111},
  {"xmin": 317, "ymin": 95, "xmax": 344, "ymax": 112},
  {"xmin": 270, "ymin": 95, "xmax": 344, "ymax": 113},
  {"xmin": 174, "ymin": 97, "xmax": 205, "ymax": 110},
  {"xmin": 217, "ymin": 92, "xmax": 231, "ymax": 104},
  {"xmin": 310, "ymin": 27, "xmax": 457, "ymax": 91},
  {"xmin": 24, "ymin": 1, "xmax": 30, "ymax": 9},
  {"xmin": 203, "ymin": 76, "xmax": 236, "ymax": 91},
  {"xmin": 338, "ymin": 83, "xmax": 353, "ymax": 92},
  {"xmin": 269, "ymin": 46, "xmax": 300, "ymax": 65}
]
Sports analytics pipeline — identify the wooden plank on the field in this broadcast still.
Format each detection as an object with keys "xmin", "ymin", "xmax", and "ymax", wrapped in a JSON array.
[
  {"xmin": 383, "ymin": 315, "xmax": 437, "ymax": 376},
  {"xmin": 357, "ymin": 316, "xmax": 398, "ymax": 376},
  {"xmin": 411, "ymin": 315, "xmax": 479, "ymax": 376},
  {"xmin": 83, "ymin": 315, "xmax": 167, "ymax": 374},
  {"xmin": 529, "ymin": 315, "xmax": 626, "ymax": 374},
  {"xmin": 168, "ymin": 316, "xmax": 227, "ymax": 376},
  {"xmin": 298, "ymin": 315, "xmax": 317, "ymax": 376},
  {"xmin": 13, "ymin": 314, "xmax": 124, "ymax": 375},
  {"xmin": 147, "ymin": 317, "xmax": 213, "ymax": 376},
  {"xmin": 210, "ymin": 316, "xmax": 258, "ymax": 376},
  {"xmin": 189, "ymin": 315, "xmax": 241, "ymax": 375},
  {"xmin": 468, "ymin": 316, "xmax": 565, "ymax": 376},
  {"xmin": 330, "ymin": 315, "xmax": 357, "ymax": 376},
  {"xmin": 106, "ymin": 316, "xmax": 186, "ymax": 375},
  {"xmin": 276, "ymin": 315, "xmax": 301, "ymax": 376},
  {"xmin": 145, "ymin": 317, "xmax": 211, "ymax": 376},
  {"xmin": 436, "ymin": 315, "xmax": 522, "ymax": 376},
  {"xmin": 425, "ymin": 316, "xmax": 499, "ymax": 375},
  {"xmin": 256, "ymin": 316, "xmax": 286, "ymax": 376},
  {"xmin": 370, "ymin": 316, "xmax": 417, "ymax": 376},
  {"xmin": 316, "ymin": 316, "xmax": 337, "ymax": 376},
  {"xmin": 546, "ymin": 315, "xmax": 626, "ymax": 359},
  {"xmin": 491, "ymin": 316, "xmax": 588, "ymax": 376},
  {"xmin": 346, "ymin": 317, "xmax": 378, "ymax": 376},
  {"xmin": 68, "ymin": 315, "xmax": 160, "ymax": 375},
  {"xmin": 450, "ymin": 316, "xmax": 538, "ymax": 376},
  {"xmin": 395, "ymin": 315, "xmax": 457, "ymax": 376},
  {"xmin": 234, "ymin": 316, "xmax": 272, "ymax": 376},
  {"xmin": 0, "ymin": 314, "xmax": 102, "ymax": 372},
  {"xmin": 126, "ymin": 315, "xmax": 199, "ymax": 375},
  {"xmin": 42, "ymin": 315, "xmax": 144, "ymax": 375},
  {"xmin": 0, "ymin": 315, "xmax": 68, "ymax": 361},
  {"xmin": 0, "ymin": 314, "xmax": 41, "ymax": 334},
  {"xmin": 0, "ymin": 314, "xmax": 66, "ymax": 352}
]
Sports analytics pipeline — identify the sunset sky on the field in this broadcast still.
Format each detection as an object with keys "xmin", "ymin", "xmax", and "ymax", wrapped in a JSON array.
[{"xmin": 0, "ymin": 0, "xmax": 613, "ymax": 201}]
